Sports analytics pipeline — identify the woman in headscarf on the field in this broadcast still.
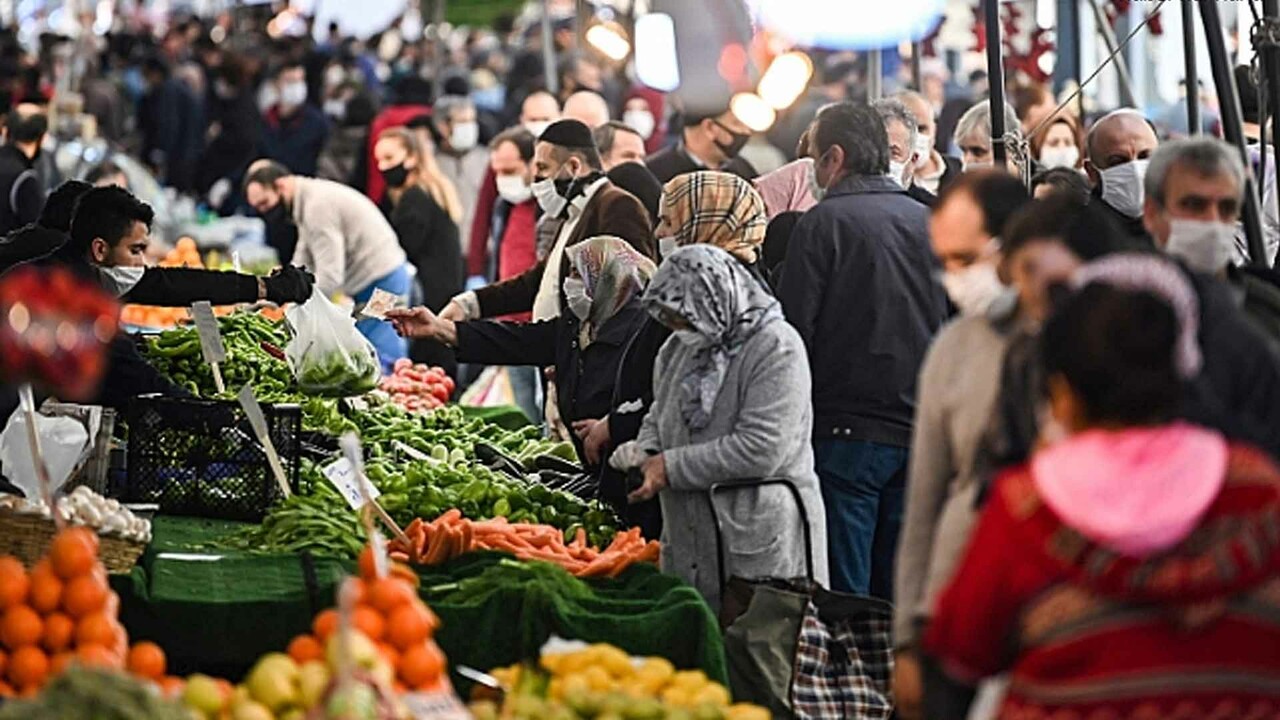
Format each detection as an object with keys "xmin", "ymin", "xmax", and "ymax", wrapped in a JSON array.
[
  {"xmin": 387, "ymin": 237, "xmax": 666, "ymax": 484},
  {"xmin": 623, "ymin": 86, "xmax": 667, "ymax": 154},
  {"xmin": 608, "ymin": 245, "xmax": 829, "ymax": 611},
  {"xmin": 655, "ymin": 171, "xmax": 769, "ymax": 275}
]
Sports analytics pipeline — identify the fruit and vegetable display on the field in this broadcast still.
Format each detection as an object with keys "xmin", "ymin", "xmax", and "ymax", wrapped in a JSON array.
[
  {"xmin": 120, "ymin": 238, "xmax": 229, "ymax": 329},
  {"xmin": 0, "ymin": 487, "xmax": 152, "ymax": 543},
  {"xmin": 141, "ymin": 310, "xmax": 293, "ymax": 400},
  {"xmin": 469, "ymin": 643, "xmax": 767, "ymax": 720},
  {"xmin": 379, "ymin": 359, "xmax": 455, "ymax": 414},
  {"xmin": 390, "ymin": 512, "xmax": 658, "ymax": 579},
  {"xmin": 0, "ymin": 527, "xmax": 177, "ymax": 697},
  {"xmin": 0, "ymin": 667, "xmax": 189, "ymax": 720}
]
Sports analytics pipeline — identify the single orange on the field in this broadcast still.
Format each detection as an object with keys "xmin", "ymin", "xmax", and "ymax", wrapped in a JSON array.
[
  {"xmin": 0, "ymin": 606, "xmax": 43, "ymax": 649},
  {"xmin": 357, "ymin": 546, "xmax": 378, "ymax": 581},
  {"xmin": 74, "ymin": 612, "xmax": 120, "ymax": 648},
  {"xmin": 48, "ymin": 651, "xmax": 73, "ymax": 676},
  {"xmin": 40, "ymin": 613, "xmax": 73, "ymax": 653},
  {"xmin": 49, "ymin": 528, "xmax": 98, "ymax": 580},
  {"xmin": 385, "ymin": 603, "xmax": 431, "ymax": 651},
  {"xmin": 7, "ymin": 645, "xmax": 47, "ymax": 689},
  {"xmin": 126, "ymin": 642, "xmax": 166, "ymax": 680},
  {"xmin": 27, "ymin": 562, "xmax": 62, "ymax": 614},
  {"xmin": 61, "ymin": 575, "xmax": 107, "ymax": 618},
  {"xmin": 366, "ymin": 577, "xmax": 415, "ymax": 615},
  {"xmin": 0, "ymin": 558, "xmax": 29, "ymax": 609},
  {"xmin": 352, "ymin": 605, "xmax": 385, "ymax": 642},
  {"xmin": 75, "ymin": 643, "xmax": 121, "ymax": 670},
  {"xmin": 376, "ymin": 641, "xmax": 399, "ymax": 668},
  {"xmin": 398, "ymin": 641, "xmax": 445, "ymax": 689},
  {"xmin": 158, "ymin": 675, "xmax": 185, "ymax": 698},
  {"xmin": 312, "ymin": 609, "xmax": 339, "ymax": 642},
  {"xmin": 287, "ymin": 634, "xmax": 324, "ymax": 664}
]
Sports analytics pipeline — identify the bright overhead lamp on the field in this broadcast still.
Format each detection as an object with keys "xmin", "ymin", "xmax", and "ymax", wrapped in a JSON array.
[
  {"xmin": 634, "ymin": 13, "xmax": 680, "ymax": 92},
  {"xmin": 731, "ymin": 92, "xmax": 776, "ymax": 133},
  {"xmin": 757, "ymin": 51, "xmax": 813, "ymax": 110},
  {"xmin": 587, "ymin": 21, "xmax": 631, "ymax": 62}
]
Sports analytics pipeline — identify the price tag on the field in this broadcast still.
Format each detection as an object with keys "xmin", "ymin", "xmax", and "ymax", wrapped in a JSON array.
[
  {"xmin": 191, "ymin": 301, "xmax": 227, "ymax": 394},
  {"xmin": 231, "ymin": 250, "xmax": 242, "ymax": 274},
  {"xmin": 339, "ymin": 432, "xmax": 410, "ymax": 546},
  {"xmin": 359, "ymin": 288, "xmax": 403, "ymax": 320},
  {"xmin": 237, "ymin": 385, "xmax": 292, "ymax": 498},
  {"xmin": 402, "ymin": 690, "xmax": 469, "ymax": 720},
  {"xmin": 392, "ymin": 440, "xmax": 430, "ymax": 462},
  {"xmin": 321, "ymin": 456, "xmax": 381, "ymax": 510}
]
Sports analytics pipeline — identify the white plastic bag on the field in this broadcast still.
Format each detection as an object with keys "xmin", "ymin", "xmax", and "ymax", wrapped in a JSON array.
[
  {"xmin": 285, "ymin": 287, "xmax": 381, "ymax": 396},
  {"xmin": 0, "ymin": 411, "xmax": 89, "ymax": 499}
]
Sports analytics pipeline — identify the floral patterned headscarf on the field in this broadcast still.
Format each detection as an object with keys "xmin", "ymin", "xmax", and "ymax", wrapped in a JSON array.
[
  {"xmin": 564, "ymin": 235, "xmax": 656, "ymax": 346},
  {"xmin": 659, "ymin": 171, "xmax": 768, "ymax": 264},
  {"xmin": 642, "ymin": 245, "xmax": 782, "ymax": 431}
]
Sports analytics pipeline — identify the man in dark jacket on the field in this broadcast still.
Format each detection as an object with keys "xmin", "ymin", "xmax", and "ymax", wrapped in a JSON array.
[
  {"xmin": 259, "ymin": 60, "xmax": 329, "ymax": 177},
  {"xmin": 645, "ymin": 107, "xmax": 758, "ymax": 184},
  {"xmin": 0, "ymin": 104, "xmax": 47, "ymax": 235},
  {"xmin": 1085, "ymin": 109, "xmax": 1159, "ymax": 247},
  {"xmin": 441, "ymin": 119, "xmax": 654, "ymax": 322},
  {"xmin": 138, "ymin": 57, "xmax": 203, "ymax": 193},
  {"xmin": 778, "ymin": 101, "xmax": 950, "ymax": 600}
]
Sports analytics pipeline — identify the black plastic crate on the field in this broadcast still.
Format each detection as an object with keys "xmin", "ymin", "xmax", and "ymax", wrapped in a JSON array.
[{"xmin": 116, "ymin": 395, "xmax": 302, "ymax": 521}]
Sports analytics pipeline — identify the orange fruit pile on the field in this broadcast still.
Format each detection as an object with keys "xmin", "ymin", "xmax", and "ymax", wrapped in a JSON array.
[
  {"xmin": 286, "ymin": 546, "xmax": 449, "ymax": 694},
  {"xmin": 0, "ymin": 527, "xmax": 173, "ymax": 696}
]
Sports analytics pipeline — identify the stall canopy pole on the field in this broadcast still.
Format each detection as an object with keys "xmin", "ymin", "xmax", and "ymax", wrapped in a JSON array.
[
  {"xmin": 911, "ymin": 41, "xmax": 922, "ymax": 90},
  {"xmin": 541, "ymin": 0, "xmax": 558, "ymax": 95},
  {"xmin": 868, "ymin": 48, "xmax": 883, "ymax": 100},
  {"xmin": 984, "ymin": 0, "xmax": 1007, "ymax": 166},
  {"xmin": 1260, "ymin": 0, "xmax": 1280, "ymax": 266},
  {"xmin": 1202, "ymin": 0, "xmax": 1268, "ymax": 267},
  {"xmin": 1086, "ymin": 0, "xmax": 1137, "ymax": 107},
  {"xmin": 1182, "ymin": 0, "xmax": 1199, "ymax": 134}
]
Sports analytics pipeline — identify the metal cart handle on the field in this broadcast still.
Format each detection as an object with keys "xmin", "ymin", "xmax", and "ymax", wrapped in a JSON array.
[{"xmin": 704, "ymin": 478, "xmax": 815, "ymax": 593}]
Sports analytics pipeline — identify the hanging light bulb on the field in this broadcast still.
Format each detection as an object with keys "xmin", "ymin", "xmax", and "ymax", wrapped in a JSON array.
[
  {"xmin": 587, "ymin": 21, "xmax": 631, "ymax": 62},
  {"xmin": 731, "ymin": 92, "xmax": 777, "ymax": 132},
  {"xmin": 757, "ymin": 51, "xmax": 814, "ymax": 110},
  {"xmin": 634, "ymin": 13, "xmax": 680, "ymax": 92}
]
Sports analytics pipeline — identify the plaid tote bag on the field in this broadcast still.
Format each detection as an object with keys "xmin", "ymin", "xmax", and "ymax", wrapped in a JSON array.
[{"xmin": 791, "ymin": 592, "xmax": 894, "ymax": 720}]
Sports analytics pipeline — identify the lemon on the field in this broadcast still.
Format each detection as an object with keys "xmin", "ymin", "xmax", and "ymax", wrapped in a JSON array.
[
  {"xmin": 724, "ymin": 704, "xmax": 771, "ymax": 720},
  {"xmin": 691, "ymin": 684, "xmax": 731, "ymax": 708},
  {"xmin": 672, "ymin": 670, "xmax": 709, "ymax": 691}
]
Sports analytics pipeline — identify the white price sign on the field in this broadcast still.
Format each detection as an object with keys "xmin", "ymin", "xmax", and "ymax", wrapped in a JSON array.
[{"xmin": 321, "ymin": 457, "xmax": 381, "ymax": 510}]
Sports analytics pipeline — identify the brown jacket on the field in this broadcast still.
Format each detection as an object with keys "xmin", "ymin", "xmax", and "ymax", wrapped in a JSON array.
[{"xmin": 474, "ymin": 181, "xmax": 654, "ymax": 318}]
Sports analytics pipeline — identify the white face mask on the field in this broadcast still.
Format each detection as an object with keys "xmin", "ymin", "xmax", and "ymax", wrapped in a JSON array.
[
  {"xmin": 658, "ymin": 236, "xmax": 679, "ymax": 259},
  {"xmin": 496, "ymin": 173, "xmax": 532, "ymax": 204},
  {"xmin": 1165, "ymin": 217, "xmax": 1236, "ymax": 274},
  {"xmin": 674, "ymin": 328, "xmax": 712, "ymax": 349},
  {"xmin": 530, "ymin": 176, "xmax": 566, "ymax": 216},
  {"xmin": 888, "ymin": 160, "xmax": 908, "ymax": 188},
  {"xmin": 962, "ymin": 160, "xmax": 993, "ymax": 173},
  {"xmin": 913, "ymin": 133, "xmax": 933, "ymax": 169},
  {"xmin": 941, "ymin": 262, "xmax": 1006, "ymax": 317},
  {"xmin": 96, "ymin": 265, "xmax": 146, "ymax": 298},
  {"xmin": 1098, "ymin": 158, "xmax": 1150, "ymax": 218},
  {"xmin": 450, "ymin": 121, "xmax": 479, "ymax": 151},
  {"xmin": 323, "ymin": 99, "xmax": 346, "ymax": 120},
  {"xmin": 623, "ymin": 109, "xmax": 656, "ymax": 140},
  {"xmin": 562, "ymin": 276, "xmax": 592, "ymax": 321},
  {"xmin": 524, "ymin": 120, "xmax": 552, "ymax": 138},
  {"xmin": 279, "ymin": 81, "xmax": 307, "ymax": 109},
  {"xmin": 1038, "ymin": 145, "xmax": 1079, "ymax": 170}
]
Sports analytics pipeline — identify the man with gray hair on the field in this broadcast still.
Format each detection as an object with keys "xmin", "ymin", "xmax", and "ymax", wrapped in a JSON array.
[
  {"xmin": 952, "ymin": 100, "xmax": 1021, "ymax": 174},
  {"xmin": 874, "ymin": 97, "xmax": 940, "ymax": 207},
  {"xmin": 432, "ymin": 95, "xmax": 489, "ymax": 251},
  {"xmin": 1085, "ymin": 108, "xmax": 1159, "ymax": 244},
  {"xmin": 895, "ymin": 90, "xmax": 962, "ymax": 196}
]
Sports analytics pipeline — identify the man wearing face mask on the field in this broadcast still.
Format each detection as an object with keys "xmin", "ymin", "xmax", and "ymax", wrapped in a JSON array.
[
  {"xmin": 873, "ymin": 98, "xmax": 937, "ymax": 208},
  {"xmin": 243, "ymin": 159, "xmax": 410, "ymax": 369},
  {"xmin": 644, "ymin": 106, "xmax": 759, "ymax": 184},
  {"xmin": 777, "ymin": 101, "xmax": 950, "ymax": 600},
  {"xmin": 441, "ymin": 119, "xmax": 654, "ymax": 323},
  {"xmin": 259, "ymin": 61, "xmax": 329, "ymax": 178},
  {"xmin": 431, "ymin": 95, "xmax": 488, "ymax": 254},
  {"xmin": 0, "ymin": 104, "xmax": 48, "ymax": 236},
  {"xmin": 895, "ymin": 91, "xmax": 962, "ymax": 197},
  {"xmin": 1143, "ymin": 137, "xmax": 1280, "ymax": 350},
  {"xmin": 1085, "ymin": 108, "xmax": 1160, "ymax": 246},
  {"xmin": 928, "ymin": 170, "xmax": 1030, "ymax": 317}
]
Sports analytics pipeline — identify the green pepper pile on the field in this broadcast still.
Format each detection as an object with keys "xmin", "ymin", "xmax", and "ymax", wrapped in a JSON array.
[{"xmin": 142, "ymin": 311, "xmax": 294, "ymax": 400}]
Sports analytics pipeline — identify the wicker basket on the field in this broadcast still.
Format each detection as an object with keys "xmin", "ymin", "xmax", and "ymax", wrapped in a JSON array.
[{"xmin": 0, "ymin": 509, "xmax": 146, "ymax": 574}]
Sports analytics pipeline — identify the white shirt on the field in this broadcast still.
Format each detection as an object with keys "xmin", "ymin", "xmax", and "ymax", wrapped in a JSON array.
[{"xmin": 531, "ymin": 176, "xmax": 609, "ymax": 321}]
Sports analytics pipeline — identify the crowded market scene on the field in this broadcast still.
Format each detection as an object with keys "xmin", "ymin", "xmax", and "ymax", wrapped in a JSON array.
[{"xmin": 0, "ymin": 0, "xmax": 1279, "ymax": 717}]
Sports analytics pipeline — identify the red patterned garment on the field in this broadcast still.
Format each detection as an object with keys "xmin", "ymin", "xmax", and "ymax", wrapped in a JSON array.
[{"xmin": 925, "ymin": 443, "xmax": 1280, "ymax": 720}]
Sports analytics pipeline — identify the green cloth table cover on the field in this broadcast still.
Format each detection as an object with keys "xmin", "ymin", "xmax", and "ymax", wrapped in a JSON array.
[{"xmin": 113, "ymin": 517, "xmax": 727, "ymax": 687}]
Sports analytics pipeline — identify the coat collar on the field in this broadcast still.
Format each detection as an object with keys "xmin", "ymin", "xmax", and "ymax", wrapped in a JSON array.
[{"xmin": 824, "ymin": 173, "xmax": 908, "ymax": 198}]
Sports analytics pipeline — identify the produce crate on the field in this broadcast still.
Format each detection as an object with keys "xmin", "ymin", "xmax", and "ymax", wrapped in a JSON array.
[
  {"xmin": 0, "ymin": 509, "xmax": 145, "ymax": 573},
  {"xmin": 115, "ymin": 395, "xmax": 301, "ymax": 521}
]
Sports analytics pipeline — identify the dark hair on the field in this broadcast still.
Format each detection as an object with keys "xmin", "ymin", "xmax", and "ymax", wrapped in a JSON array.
[
  {"xmin": 1002, "ymin": 193, "xmax": 1132, "ymax": 261},
  {"xmin": 1012, "ymin": 83, "xmax": 1051, "ymax": 122},
  {"xmin": 1236, "ymin": 64, "xmax": 1259, "ymax": 125},
  {"xmin": 1030, "ymin": 167, "xmax": 1091, "ymax": 205},
  {"xmin": 272, "ymin": 58, "xmax": 303, "ymax": 79},
  {"xmin": 681, "ymin": 109, "xmax": 729, "ymax": 129},
  {"xmin": 810, "ymin": 101, "xmax": 890, "ymax": 175},
  {"xmin": 937, "ymin": 169, "xmax": 1031, "ymax": 238},
  {"xmin": 85, "ymin": 160, "xmax": 125, "ymax": 186},
  {"xmin": 6, "ymin": 107, "xmax": 46, "ymax": 144},
  {"xmin": 1042, "ymin": 283, "xmax": 1182, "ymax": 425},
  {"xmin": 39, "ymin": 180, "xmax": 92, "ymax": 232},
  {"xmin": 243, "ymin": 160, "xmax": 291, "ymax": 194},
  {"xmin": 68, "ymin": 186, "xmax": 154, "ymax": 257},
  {"xmin": 490, "ymin": 126, "xmax": 535, "ymax": 161},
  {"xmin": 763, "ymin": 211, "xmax": 802, "ymax": 275},
  {"xmin": 593, "ymin": 120, "xmax": 643, "ymax": 157}
]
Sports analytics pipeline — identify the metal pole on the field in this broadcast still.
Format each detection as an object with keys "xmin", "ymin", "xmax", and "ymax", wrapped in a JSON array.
[
  {"xmin": 1086, "ymin": 0, "xmax": 1137, "ymax": 107},
  {"xmin": 868, "ymin": 48, "xmax": 883, "ymax": 100},
  {"xmin": 911, "ymin": 41, "xmax": 922, "ymax": 90},
  {"xmin": 1071, "ymin": 0, "xmax": 1085, "ymax": 121},
  {"xmin": 984, "ymin": 0, "xmax": 1007, "ymax": 166},
  {"xmin": 432, "ymin": 0, "xmax": 447, "ymax": 103},
  {"xmin": 540, "ymin": 0, "xmax": 558, "ymax": 95},
  {"xmin": 1182, "ymin": 0, "xmax": 1199, "ymax": 134},
  {"xmin": 1201, "ymin": 0, "xmax": 1268, "ymax": 267},
  {"xmin": 1262, "ymin": 0, "xmax": 1280, "ymax": 266}
]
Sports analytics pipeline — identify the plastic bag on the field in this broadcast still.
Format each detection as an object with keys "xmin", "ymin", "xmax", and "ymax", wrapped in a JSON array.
[
  {"xmin": 285, "ymin": 287, "xmax": 381, "ymax": 397},
  {"xmin": 0, "ymin": 410, "xmax": 89, "ymax": 499}
]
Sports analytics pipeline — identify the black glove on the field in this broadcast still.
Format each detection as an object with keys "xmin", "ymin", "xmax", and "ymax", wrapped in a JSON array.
[{"xmin": 263, "ymin": 265, "xmax": 314, "ymax": 305}]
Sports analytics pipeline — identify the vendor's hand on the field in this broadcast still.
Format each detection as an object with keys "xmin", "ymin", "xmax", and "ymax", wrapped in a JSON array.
[
  {"xmin": 628, "ymin": 453, "xmax": 668, "ymax": 504},
  {"xmin": 892, "ymin": 650, "xmax": 924, "ymax": 720},
  {"xmin": 438, "ymin": 300, "xmax": 466, "ymax": 322},
  {"xmin": 386, "ymin": 306, "xmax": 458, "ymax": 346},
  {"xmin": 262, "ymin": 265, "xmax": 315, "ymax": 304},
  {"xmin": 573, "ymin": 417, "xmax": 611, "ymax": 466}
]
